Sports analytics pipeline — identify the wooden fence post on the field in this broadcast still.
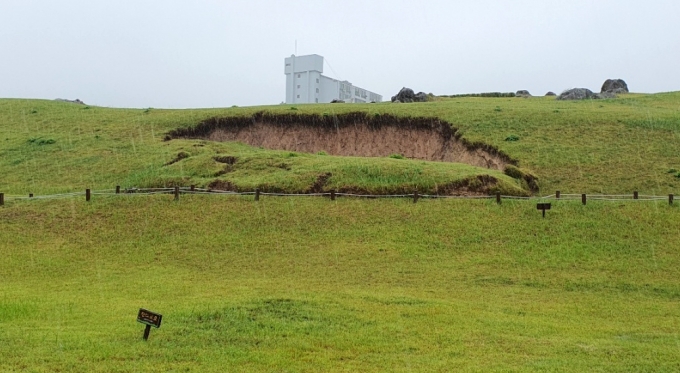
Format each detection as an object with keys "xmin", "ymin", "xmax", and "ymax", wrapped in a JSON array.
[
  {"xmin": 582, "ymin": 194, "xmax": 587, "ymax": 205},
  {"xmin": 330, "ymin": 190, "xmax": 336, "ymax": 201},
  {"xmin": 255, "ymin": 188, "xmax": 260, "ymax": 201},
  {"xmin": 0, "ymin": 193, "xmax": 4, "ymax": 206},
  {"xmin": 29, "ymin": 193, "xmax": 33, "ymax": 198},
  {"xmin": 190, "ymin": 185, "xmax": 195, "ymax": 192},
  {"xmin": 86, "ymin": 189, "xmax": 91, "ymax": 202},
  {"xmin": 496, "ymin": 192, "xmax": 501, "ymax": 204},
  {"xmin": 115, "ymin": 185, "xmax": 120, "ymax": 194},
  {"xmin": 413, "ymin": 190, "xmax": 419, "ymax": 204},
  {"xmin": 670, "ymin": 194, "xmax": 674, "ymax": 206},
  {"xmin": 556, "ymin": 191, "xmax": 560, "ymax": 199},
  {"xmin": 633, "ymin": 191, "xmax": 639, "ymax": 200},
  {"xmin": 174, "ymin": 186, "xmax": 179, "ymax": 201}
]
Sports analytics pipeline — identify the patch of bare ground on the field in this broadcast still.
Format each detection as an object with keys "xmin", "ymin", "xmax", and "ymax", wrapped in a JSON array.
[
  {"xmin": 167, "ymin": 112, "xmax": 518, "ymax": 171},
  {"xmin": 307, "ymin": 172, "xmax": 332, "ymax": 193},
  {"xmin": 433, "ymin": 175, "xmax": 501, "ymax": 196},
  {"xmin": 207, "ymin": 179, "xmax": 238, "ymax": 192},
  {"xmin": 213, "ymin": 156, "xmax": 238, "ymax": 176},
  {"xmin": 164, "ymin": 151, "xmax": 189, "ymax": 166}
]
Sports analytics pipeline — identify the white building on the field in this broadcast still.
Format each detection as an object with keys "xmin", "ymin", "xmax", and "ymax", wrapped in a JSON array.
[{"xmin": 284, "ymin": 54, "xmax": 382, "ymax": 104}]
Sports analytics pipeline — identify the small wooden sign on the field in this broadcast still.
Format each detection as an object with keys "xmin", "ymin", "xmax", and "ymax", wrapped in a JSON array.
[
  {"xmin": 137, "ymin": 308, "xmax": 162, "ymax": 328},
  {"xmin": 137, "ymin": 308, "xmax": 162, "ymax": 340},
  {"xmin": 536, "ymin": 203, "xmax": 551, "ymax": 218}
]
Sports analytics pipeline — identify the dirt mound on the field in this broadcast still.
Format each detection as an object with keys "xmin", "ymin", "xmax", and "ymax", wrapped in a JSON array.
[{"xmin": 167, "ymin": 112, "xmax": 517, "ymax": 171}]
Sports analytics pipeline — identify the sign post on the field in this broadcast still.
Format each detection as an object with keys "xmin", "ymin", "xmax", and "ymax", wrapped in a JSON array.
[
  {"xmin": 536, "ymin": 203, "xmax": 551, "ymax": 218},
  {"xmin": 137, "ymin": 308, "xmax": 162, "ymax": 341}
]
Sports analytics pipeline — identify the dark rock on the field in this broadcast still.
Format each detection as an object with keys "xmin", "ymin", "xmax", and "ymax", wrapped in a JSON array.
[
  {"xmin": 414, "ymin": 92, "xmax": 428, "ymax": 102},
  {"xmin": 557, "ymin": 88, "xmax": 600, "ymax": 100},
  {"xmin": 598, "ymin": 91, "xmax": 618, "ymax": 99},
  {"xmin": 55, "ymin": 98, "xmax": 86, "ymax": 105},
  {"xmin": 391, "ymin": 87, "xmax": 428, "ymax": 103},
  {"xmin": 605, "ymin": 87, "xmax": 628, "ymax": 95},
  {"xmin": 545, "ymin": 91, "xmax": 556, "ymax": 96},
  {"xmin": 515, "ymin": 90, "xmax": 532, "ymax": 97},
  {"xmin": 601, "ymin": 79, "xmax": 629, "ymax": 94},
  {"xmin": 392, "ymin": 87, "xmax": 415, "ymax": 103},
  {"xmin": 330, "ymin": 99, "xmax": 345, "ymax": 103}
]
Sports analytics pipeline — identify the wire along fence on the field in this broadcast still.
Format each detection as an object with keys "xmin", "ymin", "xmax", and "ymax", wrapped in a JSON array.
[{"xmin": 0, "ymin": 187, "xmax": 675, "ymax": 206}]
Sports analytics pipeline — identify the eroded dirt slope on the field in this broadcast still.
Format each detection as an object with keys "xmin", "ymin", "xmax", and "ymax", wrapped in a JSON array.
[{"xmin": 168, "ymin": 112, "xmax": 517, "ymax": 171}]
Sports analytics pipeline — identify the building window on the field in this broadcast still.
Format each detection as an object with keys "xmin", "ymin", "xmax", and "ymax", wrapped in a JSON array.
[
  {"xmin": 297, "ymin": 74, "xmax": 300, "ymax": 78},
  {"xmin": 316, "ymin": 88, "xmax": 319, "ymax": 93},
  {"xmin": 315, "ymin": 98, "xmax": 318, "ymax": 103},
  {"xmin": 297, "ymin": 95, "xmax": 300, "ymax": 98},
  {"xmin": 297, "ymin": 85, "xmax": 300, "ymax": 89},
  {"xmin": 316, "ymin": 79, "xmax": 319, "ymax": 83}
]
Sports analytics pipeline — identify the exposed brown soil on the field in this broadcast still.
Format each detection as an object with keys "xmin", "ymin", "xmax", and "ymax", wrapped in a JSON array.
[
  {"xmin": 206, "ymin": 174, "xmax": 500, "ymax": 196},
  {"xmin": 207, "ymin": 179, "xmax": 237, "ymax": 191},
  {"xmin": 167, "ymin": 112, "xmax": 518, "ymax": 171},
  {"xmin": 432, "ymin": 175, "xmax": 500, "ymax": 196},
  {"xmin": 307, "ymin": 172, "xmax": 332, "ymax": 193},
  {"xmin": 214, "ymin": 155, "xmax": 238, "ymax": 165},
  {"xmin": 164, "ymin": 151, "xmax": 190, "ymax": 166},
  {"xmin": 213, "ymin": 156, "xmax": 239, "ymax": 176}
]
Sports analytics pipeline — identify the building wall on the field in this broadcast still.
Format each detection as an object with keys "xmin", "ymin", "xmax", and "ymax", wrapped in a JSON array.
[
  {"xmin": 284, "ymin": 54, "xmax": 382, "ymax": 104},
  {"xmin": 285, "ymin": 55, "xmax": 323, "ymax": 104},
  {"xmin": 319, "ymin": 76, "xmax": 339, "ymax": 103}
]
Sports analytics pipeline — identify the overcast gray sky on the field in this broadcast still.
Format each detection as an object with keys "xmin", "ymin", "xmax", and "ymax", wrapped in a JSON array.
[{"xmin": 1, "ymin": 0, "xmax": 678, "ymax": 108}]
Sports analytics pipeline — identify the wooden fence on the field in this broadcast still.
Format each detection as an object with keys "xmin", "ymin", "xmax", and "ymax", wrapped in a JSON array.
[{"xmin": 0, "ymin": 187, "xmax": 675, "ymax": 206}]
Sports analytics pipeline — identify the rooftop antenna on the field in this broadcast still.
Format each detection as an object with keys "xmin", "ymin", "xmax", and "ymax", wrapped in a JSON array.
[{"xmin": 295, "ymin": 40, "xmax": 297, "ymax": 55}]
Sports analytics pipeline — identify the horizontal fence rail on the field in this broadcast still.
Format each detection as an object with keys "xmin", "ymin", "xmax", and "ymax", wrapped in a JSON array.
[{"xmin": 0, "ymin": 188, "xmax": 675, "ymax": 206}]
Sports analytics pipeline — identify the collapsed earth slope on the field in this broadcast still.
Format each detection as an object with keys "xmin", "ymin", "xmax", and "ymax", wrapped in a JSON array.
[{"xmin": 168, "ymin": 112, "xmax": 516, "ymax": 171}]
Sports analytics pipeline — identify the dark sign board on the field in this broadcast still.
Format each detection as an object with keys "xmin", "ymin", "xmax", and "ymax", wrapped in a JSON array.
[
  {"xmin": 536, "ymin": 203, "xmax": 552, "ymax": 218},
  {"xmin": 536, "ymin": 203, "xmax": 551, "ymax": 210},
  {"xmin": 137, "ymin": 308, "xmax": 162, "ymax": 328}
]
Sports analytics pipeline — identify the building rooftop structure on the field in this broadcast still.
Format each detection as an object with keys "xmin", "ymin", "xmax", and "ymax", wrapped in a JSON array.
[{"xmin": 284, "ymin": 54, "xmax": 382, "ymax": 104}]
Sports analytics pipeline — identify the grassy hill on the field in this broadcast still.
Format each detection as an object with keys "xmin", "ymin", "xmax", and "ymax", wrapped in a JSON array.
[
  {"xmin": 1, "ymin": 93, "xmax": 680, "ymax": 195},
  {"xmin": 1, "ymin": 94, "xmax": 680, "ymax": 371}
]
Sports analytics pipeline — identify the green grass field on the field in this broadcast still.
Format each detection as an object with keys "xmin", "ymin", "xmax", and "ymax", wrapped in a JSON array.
[
  {"xmin": 1, "ymin": 196, "xmax": 679, "ymax": 372},
  {"xmin": 1, "ymin": 94, "xmax": 680, "ymax": 371}
]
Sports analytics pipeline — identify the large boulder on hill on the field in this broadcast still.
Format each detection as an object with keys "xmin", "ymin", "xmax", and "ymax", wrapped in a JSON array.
[
  {"xmin": 601, "ymin": 79, "xmax": 629, "ymax": 94},
  {"xmin": 391, "ymin": 87, "xmax": 428, "ymax": 103},
  {"xmin": 516, "ymin": 90, "xmax": 532, "ymax": 97},
  {"xmin": 545, "ymin": 91, "xmax": 556, "ymax": 96},
  {"xmin": 557, "ymin": 88, "xmax": 600, "ymax": 100}
]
